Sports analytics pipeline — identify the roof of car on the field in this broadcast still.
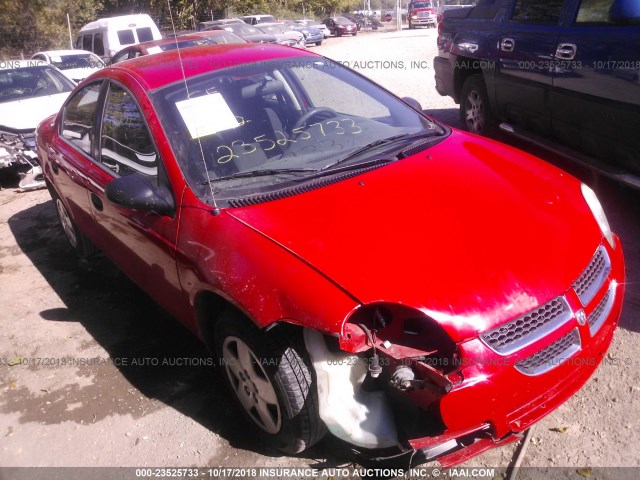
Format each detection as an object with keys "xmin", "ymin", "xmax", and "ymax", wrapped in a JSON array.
[
  {"xmin": 32, "ymin": 49, "xmax": 96, "ymax": 57},
  {"xmin": 134, "ymin": 35, "xmax": 208, "ymax": 49},
  {"xmin": 109, "ymin": 43, "xmax": 316, "ymax": 91}
]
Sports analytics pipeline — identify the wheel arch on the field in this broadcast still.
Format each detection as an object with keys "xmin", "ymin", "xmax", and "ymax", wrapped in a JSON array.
[
  {"xmin": 193, "ymin": 289, "xmax": 304, "ymax": 353},
  {"xmin": 452, "ymin": 55, "xmax": 482, "ymax": 103}
]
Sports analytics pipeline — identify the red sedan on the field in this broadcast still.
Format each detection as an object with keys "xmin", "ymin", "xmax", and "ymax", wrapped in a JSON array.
[{"xmin": 36, "ymin": 44, "xmax": 624, "ymax": 467}]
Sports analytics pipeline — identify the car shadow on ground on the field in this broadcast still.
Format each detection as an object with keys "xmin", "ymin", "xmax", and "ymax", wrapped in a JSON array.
[{"xmin": 6, "ymin": 198, "xmax": 370, "ymax": 469}]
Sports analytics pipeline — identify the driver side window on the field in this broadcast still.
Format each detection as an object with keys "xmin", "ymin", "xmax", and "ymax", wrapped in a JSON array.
[{"xmin": 100, "ymin": 83, "xmax": 158, "ymax": 177}]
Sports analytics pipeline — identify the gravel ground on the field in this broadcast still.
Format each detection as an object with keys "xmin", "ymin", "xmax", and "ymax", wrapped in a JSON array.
[{"xmin": 1, "ymin": 26, "xmax": 639, "ymax": 479}]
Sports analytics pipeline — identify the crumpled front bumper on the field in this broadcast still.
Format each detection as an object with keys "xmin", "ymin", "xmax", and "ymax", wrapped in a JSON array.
[{"xmin": 403, "ymin": 237, "xmax": 625, "ymax": 467}]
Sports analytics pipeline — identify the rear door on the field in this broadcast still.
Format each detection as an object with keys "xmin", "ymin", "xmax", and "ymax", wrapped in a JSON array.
[
  {"xmin": 551, "ymin": 0, "xmax": 640, "ymax": 174},
  {"xmin": 494, "ymin": 0, "xmax": 566, "ymax": 133},
  {"xmin": 54, "ymin": 73, "xmax": 186, "ymax": 319},
  {"xmin": 84, "ymin": 79, "xmax": 186, "ymax": 319},
  {"xmin": 50, "ymin": 81, "xmax": 104, "ymax": 237}
]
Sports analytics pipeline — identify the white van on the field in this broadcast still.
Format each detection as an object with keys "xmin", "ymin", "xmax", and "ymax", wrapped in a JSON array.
[{"xmin": 75, "ymin": 14, "xmax": 162, "ymax": 61}]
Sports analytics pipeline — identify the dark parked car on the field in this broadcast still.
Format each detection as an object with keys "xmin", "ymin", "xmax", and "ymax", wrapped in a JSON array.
[
  {"xmin": 434, "ymin": 0, "xmax": 640, "ymax": 183},
  {"xmin": 323, "ymin": 16, "xmax": 358, "ymax": 36},
  {"xmin": 36, "ymin": 43, "xmax": 624, "ymax": 468},
  {"xmin": 205, "ymin": 22, "xmax": 277, "ymax": 44}
]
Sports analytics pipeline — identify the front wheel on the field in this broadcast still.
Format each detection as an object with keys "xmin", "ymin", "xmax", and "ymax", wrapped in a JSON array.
[
  {"xmin": 315, "ymin": 40, "xmax": 322, "ymax": 46},
  {"xmin": 459, "ymin": 74, "xmax": 496, "ymax": 135},
  {"xmin": 214, "ymin": 311, "xmax": 325, "ymax": 454}
]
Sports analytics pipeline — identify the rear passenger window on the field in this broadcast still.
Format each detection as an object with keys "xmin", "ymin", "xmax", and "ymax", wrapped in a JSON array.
[
  {"xmin": 137, "ymin": 27, "xmax": 153, "ymax": 42},
  {"xmin": 117, "ymin": 30, "xmax": 136, "ymax": 45},
  {"xmin": 61, "ymin": 82, "xmax": 102, "ymax": 156},
  {"xmin": 100, "ymin": 83, "xmax": 158, "ymax": 177},
  {"xmin": 93, "ymin": 33, "xmax": 105, "ymax": 56},
  {"xmin": 576, "ymin": 0, "xmax": 614, "ymax": 23},
  {"xmin": 512, "ymin": 0, "xmax": 563, "ymax": 24}
]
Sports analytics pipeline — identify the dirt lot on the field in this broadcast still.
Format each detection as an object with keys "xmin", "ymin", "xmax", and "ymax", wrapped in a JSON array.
[{"xmin": 1, "ymin": 27, "xmax": 640, "ymax": 479}]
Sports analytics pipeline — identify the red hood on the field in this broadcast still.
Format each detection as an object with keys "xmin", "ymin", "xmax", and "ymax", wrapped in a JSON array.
[{"xmin": 228, "ymin": 131, "xmax": 602, "ymax": 341}]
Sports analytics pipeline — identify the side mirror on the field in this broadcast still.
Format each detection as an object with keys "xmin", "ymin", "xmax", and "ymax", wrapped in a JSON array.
[
  {"xmin": 402, "ymin": 96, "xmax": 423, "ymax": 111},
  {"xmin": 610, "ymin": 0, "xmax": 640, "ymax": 24},
  {"xmin": 105, "ymin": 175, "xmax": 175, "ymax": 216}
]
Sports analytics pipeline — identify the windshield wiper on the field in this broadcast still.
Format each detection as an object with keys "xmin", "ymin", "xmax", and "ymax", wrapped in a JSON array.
[
  {"xmin": 203, "ymin": 167, "xmax": 317, "ymax": 184},
  {"xmin": 321, "ymin": 131, "xmax": 439, "ymax": 171}
]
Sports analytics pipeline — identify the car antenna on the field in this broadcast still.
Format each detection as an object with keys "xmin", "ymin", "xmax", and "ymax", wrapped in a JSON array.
[{"xmin": 166, "ymin": 0, "xmax": 221, "ymax": 216}]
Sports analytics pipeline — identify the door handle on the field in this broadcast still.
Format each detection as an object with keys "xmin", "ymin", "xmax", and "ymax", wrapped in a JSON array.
[
  {"xmin": 555, "ymin": 43, "xmax": 577, "ymax": 60},
  {"xmin": 90, "ymin": 193, "xmax": 103, "ymax": 211},
  {"xmin": 500, "ymin": 38, "xmax": 515, "ymax": 52},
  {"xmin": 48, "ymin": 147, "xmax": 59, "ymax": 174}
]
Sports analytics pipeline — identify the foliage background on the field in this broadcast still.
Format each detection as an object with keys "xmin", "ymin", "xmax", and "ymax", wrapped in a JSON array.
[{"xmin": 0, "ymin": 0, "xmax": 472, "ymax": 57}]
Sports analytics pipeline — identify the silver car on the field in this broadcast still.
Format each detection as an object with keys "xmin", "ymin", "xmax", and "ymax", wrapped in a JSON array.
[{"xmin": 254, "ymin": 23, "xmax": 305, "ymax": 48}]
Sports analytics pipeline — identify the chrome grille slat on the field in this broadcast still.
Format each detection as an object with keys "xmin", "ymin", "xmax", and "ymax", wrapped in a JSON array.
[
  {"xmin": 573, "ymin": 245, "xmax": 611, "ymax": 306},
  {"xmin": 515, "ymin": 328, "xmax": 581, "ymax": 376},
  {"xmin": 480, "ymin": 296, "xmax": 572, "ymax": 355},
  {"xmin": 588, "ymin": 285, "xmax": 615, "ymax": 336}
]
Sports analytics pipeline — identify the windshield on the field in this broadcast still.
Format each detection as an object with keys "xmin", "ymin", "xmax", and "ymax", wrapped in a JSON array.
[
  {"xmin": 50, "ymin": 54, "xmax": 104, "ymax": 70},
  {"xmin": 207, "ymin": 31, "xmax": 246, "ymax": 44},
  {"xmin": 225, "ymin": 23, "xmax": 262, "ymax": 35},
  {"xmin": 411, "ymin": 1, "xmax": 435, "ymax": 8},
  {"xmin": 158, "ymin": 39, "xmax": 211, "ymax": 51},
  {"xmin": 151, "ymin": 57, "xmax": 438, "ymax": 203},
  {"xmin": 256, "ymin": 24, "xmax": 283, "ymax": 34},
  {"xmin": 0, "ymin": 65, "xmax": 75, "ymax": 104},
  {"xmin": 335, "ymin": 17, "xmax": 355, "ymax": 24}
]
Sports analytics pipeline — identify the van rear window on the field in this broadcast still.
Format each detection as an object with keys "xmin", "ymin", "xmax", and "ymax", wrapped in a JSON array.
[
  {"xmin": 117, "ymin": 29, "xmax": 136, "ymax": 45},
  {"xmin": 137, "ymin": 27, "xmax": 154, "ymax": 42}
]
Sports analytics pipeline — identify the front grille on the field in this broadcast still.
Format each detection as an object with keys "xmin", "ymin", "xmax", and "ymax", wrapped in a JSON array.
[
  {"xmin": 515, "ymin": 328, "xmax": 581, "ymax": 376},
  {"xmin": 588, "ymin": 285, "xmax": 615, "ymax": 336},
  {"xmin": 480, "ymin": 296, "xmax": 572, "ymax": 355},
  {"xmin": 573, "ymin": 245, "xmax": 611, "ymax": 306}
]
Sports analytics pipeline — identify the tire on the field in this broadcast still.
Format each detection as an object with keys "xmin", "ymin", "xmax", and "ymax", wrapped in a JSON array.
[
  {"xmin": 214, "ymin": 310, "xmax": 325, "ymax": 454},
  {"xmin": 315, "ymin": 40, "xmax": 322, "ymax": 46},
  {"xmin": 51, "ymin": 189, "xmax": 93, "ymax": 259},
  {"xmin": 459, "ymin": 74, "xmax": 496, "ymax": 135},
  {"xmin": 337, "ymin": 30, "xmax": 342, "ymax": 37},
  {"xmin": 408, "ymin": 21, "xmax": 413, "ymax": 29},
  {"xmin": 353, "ymin": 31, "xmax": 357, "ymax": 36}
]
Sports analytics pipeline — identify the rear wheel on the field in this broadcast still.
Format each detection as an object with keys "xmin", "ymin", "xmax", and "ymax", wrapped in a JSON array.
[
  {"xmin": 214, "ymin": 310, "xmax": 325, "ymax": 454},
  {"xmin": 459, "ymin": 74, "xmax": 496, "ymax": 135},
  {"xmin": 51, "ymin": 190, "xmax": 93, "ymax": 259}
]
